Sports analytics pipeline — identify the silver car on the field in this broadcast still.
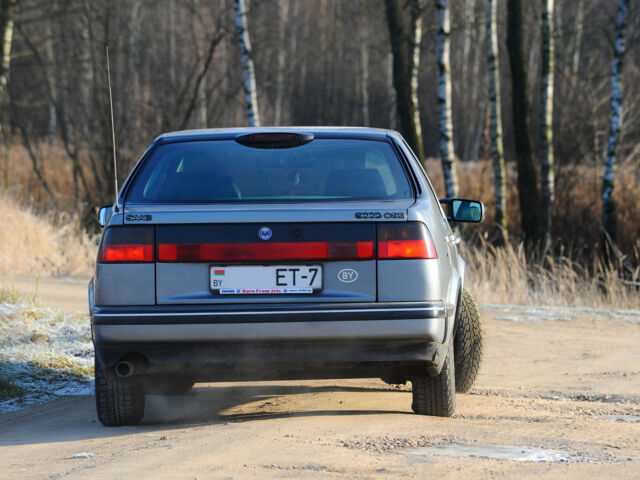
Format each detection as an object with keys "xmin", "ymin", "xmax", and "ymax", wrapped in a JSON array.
[{"xmin": 91, "ymin": 127, "xmax": 484, "ymax": 426}]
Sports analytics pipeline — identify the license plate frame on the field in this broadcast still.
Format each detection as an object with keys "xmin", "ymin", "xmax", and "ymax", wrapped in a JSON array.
[{"xmin": 210, "ymin": 264, "xmax": 323, "ymax": 295}]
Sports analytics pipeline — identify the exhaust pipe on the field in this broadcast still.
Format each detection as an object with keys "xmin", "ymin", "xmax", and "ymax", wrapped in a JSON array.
[{"xmin": 115, "ymin": 361, "xmax": 135, "ymax": 378}]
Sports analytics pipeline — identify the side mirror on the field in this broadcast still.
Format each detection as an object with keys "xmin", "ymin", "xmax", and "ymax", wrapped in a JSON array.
[
  {"xmin": 98, "ymin": 205, "xmax": 112, "ymax": 227},
  {"xmin": 439, "ymin": 198, "xmax": 485, "ymax": 223}
]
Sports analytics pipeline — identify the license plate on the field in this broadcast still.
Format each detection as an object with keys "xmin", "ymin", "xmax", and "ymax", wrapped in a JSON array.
[{"xmin": 210, "ymin": 265, "xmax": 322, "ymax": 294}]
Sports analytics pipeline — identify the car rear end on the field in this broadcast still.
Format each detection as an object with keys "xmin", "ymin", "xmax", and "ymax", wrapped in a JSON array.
[{"xmin": 90, "ymin": 128, "xmax": 459, "ymax": 425}]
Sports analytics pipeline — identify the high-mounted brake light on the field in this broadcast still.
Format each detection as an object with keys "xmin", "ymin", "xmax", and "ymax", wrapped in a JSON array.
[
  {"xmin": 157, "ymin": 241, "xmax": 373, "ymax": 262},
  {"xmin": 235, "ymin": 132, "xmax": 314, "ymax": 149},
  {"xmin": 377, "ymin": 223, "xmax": 437, "ymax": 259},
  {"xmin": 98, "ymin": 226, "xmax": 154, "ymax": 263}
]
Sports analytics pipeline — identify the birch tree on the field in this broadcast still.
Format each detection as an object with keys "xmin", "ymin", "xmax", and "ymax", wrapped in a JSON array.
[
  {"xmin": 234, "ymin": 0, "xmax": 260, "ymax": 127},
  {"xmin": 385, "ymin": 0, "xmax": 425, "ymax": 163},
  {"xmin": 539, "ymin": 0, "xmax": 555, "ymax": 244},
  {"xmin": 602, "ymin": 0, "xmax": 629, "ymax": 243},
  {"xmin": 0, "ymin": 0, "xmax": 15, "ymax": 107},
  {"xmin": 360, "ymin": 2, "xmax": 370, "ymax": 127},
  {"xmin": 435, "ymin": 0, "xmax": 458, "ymax": 198},
  {"xmin": 0, "ymin": 0, "xmax": 14, "ymax": 188},
  {"xmin": 273, "ymin": 0, "xmax": 289, "ymax": 126},
  {"xmin": 506, "ymin": 0, "xmax": 540, "ymax": 243},
  {"xmin": 486, "ymin": 0, "xmax": 507, "ymax": 245}
]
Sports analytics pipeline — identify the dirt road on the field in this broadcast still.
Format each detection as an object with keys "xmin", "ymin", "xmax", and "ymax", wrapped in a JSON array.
[
  {"xmin": 0, "ymin": 275, "xmax": 88, "ymax": 313},
  {"xmin": 0, "ymin": 278, "xmax": 639, "ymax": 479}
]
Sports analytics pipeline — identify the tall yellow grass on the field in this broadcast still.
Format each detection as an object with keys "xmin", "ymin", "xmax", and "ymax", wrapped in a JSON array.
[
  {"xmin": 462, "ymin": 238, "xmax": 640, "ymax": 309},
  {"xmin": 0, "ymin": 194, "xmax": 96, "ymax": 277}
]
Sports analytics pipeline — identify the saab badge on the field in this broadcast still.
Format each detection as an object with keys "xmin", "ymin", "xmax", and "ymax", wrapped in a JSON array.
[
  {"xmin": 258, "ymin": 226, "xmax": 272, "ymax": 241},
  {"xmin": 337, "ymin": 268, "xmax": 358, "ymax": 283}
]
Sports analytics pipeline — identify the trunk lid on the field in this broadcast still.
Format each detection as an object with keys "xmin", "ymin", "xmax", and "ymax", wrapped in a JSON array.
[{"xmin": 129, "ymin": 200, "xmax": 412, "ymax": 305}]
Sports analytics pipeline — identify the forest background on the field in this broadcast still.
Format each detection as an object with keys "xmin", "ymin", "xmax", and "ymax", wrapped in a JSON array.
[{"xmin": 0, "ymin": 0, "xmax": 638, "ymax": 306}]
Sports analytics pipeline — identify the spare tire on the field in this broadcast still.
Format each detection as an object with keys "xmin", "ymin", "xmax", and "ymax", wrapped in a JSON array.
[{"xmin": 454, "ymin": 289, "xmax": 483, "ymax": 393}]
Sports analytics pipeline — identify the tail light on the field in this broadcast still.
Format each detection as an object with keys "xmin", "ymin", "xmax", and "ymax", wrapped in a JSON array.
[
  {"xmin": 377, "ymin": 223, "xmax": 437, "ymax": 259},
  {"xmin": 157, "ymin": 241, "xmax": 374, "ymax": 262},
  {"xmin": 98, "ymin": 226, "xmax": 154, "ymax": 263}
]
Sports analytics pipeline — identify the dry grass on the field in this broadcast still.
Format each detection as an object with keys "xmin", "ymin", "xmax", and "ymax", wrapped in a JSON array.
[
  {"xmin": 0, "ymin": 194, "xmax": 96, "ymax": 277},
  {"xmin": 462, "ymin": 238, "xmax": 640, "ymax": 309}
]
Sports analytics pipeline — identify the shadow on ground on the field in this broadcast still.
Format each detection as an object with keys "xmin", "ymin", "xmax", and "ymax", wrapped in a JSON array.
[
  {"xmin": 0, "ymin": 381, "xmax": 411, "ymax": 446},
  {"xmin": 143, "ymin": 382, "xmax": 410, "ymax": 425}
]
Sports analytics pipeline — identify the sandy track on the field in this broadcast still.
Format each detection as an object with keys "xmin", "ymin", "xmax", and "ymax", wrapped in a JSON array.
[{"xmin": 0, "ymin": 279, "xmax": 639, "ymax": 479}]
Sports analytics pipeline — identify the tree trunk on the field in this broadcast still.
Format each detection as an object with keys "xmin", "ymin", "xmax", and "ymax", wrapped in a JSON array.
[
  {"xmin": 506, "ymin": 0, "xmax": 540, "ymax": 243},
  {"xmin": 234, "ymin": 0, "xmax": 260, "ymax": 127},
  {"xmin": 45, "ymin": 14, "xmax": 57, "ymax": 145},
  {"xmin": 435, "ymin": 0, "xmax": 459, "ymax": 198},
  {"xmin": 602, "ymin": 0, "xmax": 629, "ymax": 244},
  {"xmin": 408, "ymin": 0, "xmax": 424, "ymax": 155},
  {"xmin": 360, "ymin": 6, "xmax": 370, "ymax": 127},
  {"xmin": 384, "ymin": 0, "xmax": 425, "ymax": 162},
  {"xmin": 539, "ymin": 0, "xmax": 555, "ymax": 245},
  {"xmin": 387, "ymin": 52, "xmax": 396, "ymax": 130},
  {"xmin": 274, "ymin": 0, "xmax": 289, "ymax": 126},
  {"xmin": 571, "ymin": 0, "xmax": 585, "ymax": 77},
  {"xmin": 0, "ymin": 0, "xmax": 14, "ymax": 107},
  {"xmin": 0, "ymin": 0, "xmax": 14, "ymax": 189},
  {"xmin": 486, "ymin": 0, "xmax": 507, "ymax": 246}
]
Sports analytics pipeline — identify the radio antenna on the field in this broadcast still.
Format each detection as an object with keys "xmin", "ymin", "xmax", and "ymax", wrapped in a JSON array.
[{"xmin": 106, "ymin": 46, "xmax": 120, "ymax": 212}]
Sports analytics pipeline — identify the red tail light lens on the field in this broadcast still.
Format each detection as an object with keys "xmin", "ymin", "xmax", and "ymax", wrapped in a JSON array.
[
  {"xmin": 98, "ymin": 226, "xmax": 154, "ymax": 263},
  {"xmin": 377, "ymin": 223, "xmax": 437, "ymax": 259},
  {"xmin": 157, "ymin": 241, "xmax": 374, "ymax": 262},
  {"xmin": 101, "ymin": 244, "xmax": 153, "ymax": 262}
]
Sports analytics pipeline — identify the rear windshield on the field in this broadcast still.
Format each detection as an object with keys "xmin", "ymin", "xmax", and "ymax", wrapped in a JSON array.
[{"xmin": 126, "ymin": 139, "xmax": 413, "ymax": 203}]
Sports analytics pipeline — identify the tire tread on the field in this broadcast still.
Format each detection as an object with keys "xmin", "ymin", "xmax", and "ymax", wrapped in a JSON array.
[
  {"xmin": 411, "ymin": 345, "xmax": 456, "ymax": 417},
  {"xmin": 454, "ymin": 289, "xmax": 484, "ymax": 393},
  {"xmin": 95, "ymin": 359, "xmax": 145, "ymax": 426}
]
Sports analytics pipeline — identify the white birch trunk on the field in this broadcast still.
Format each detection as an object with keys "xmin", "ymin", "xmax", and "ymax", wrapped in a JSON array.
[
  {"xmin": 360, "ymin": 16, "xmax": 370, "ymax": 127},
  {"xmin": 571, "ymin": 0, "xmax": 585, "ymax": 77},
  {"xmin": 45, "ymin": 17, "xmax": 57, "ymax": 144},
  {"xmin": 409, "ymin": 0, "xmax": 423, "ymax": 150},
  {"xmin": 234, "ymin": 0, "xmax": 261, "ymax": 127},
  {"xmin": 602, "ymin": 0, "xmax": 629, "ymax": 242},
  {"xmin": 386, "ymin": 52, "xmax": 396, "ymax": 130},
  {"xmin": 274, "ymin": 0, "xmax": 289, "ymax": 126},
  {"xmin": 461, "ymin": 0, "xmax": 475, "ymax": 162},
  {"xmin": 0, "ymin": 0, "xmax": 14, "ymax": 103},
  {"xmin": 0, "ymin": 0, "xmax": 14, "ymax": 189},
  {"xmin": 198, "ymin": 75, "xmax": 208, "ymax": 128},
  {"xmin": 468, "ymin": 16, "xmax": 483, "ymax": 163},
  {"xmin": 486, "ymin": 0, "xmax": 507, "ymax": 245},
  {"xmin": 125, "ymin": 0, "xmax": 142, "ymax": 148},
  {"xmin": 435, "ymin": 0, "xmax": 459, "ymax": 198},
  {"xmin": 539, "ymin": 0, "xmax": 555, "ymax": 242},
  {"xmin": 168, "ymin": 0, "xmax": 176, "ymax": 88}
]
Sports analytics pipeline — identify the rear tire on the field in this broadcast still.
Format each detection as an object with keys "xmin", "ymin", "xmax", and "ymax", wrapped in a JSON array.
[
  {"xmin": 411, "ymin": 344, "xmax": 456, "ymax": 417},
  {"xmin": 454, "ymin": 289, "xmax": 483, "ymax": 393},
  {"xmin": 95, "ymin": 358, "xmax": 145, "ymax": 426}
]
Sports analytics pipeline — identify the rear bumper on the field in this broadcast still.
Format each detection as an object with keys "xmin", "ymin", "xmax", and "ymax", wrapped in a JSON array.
[
  {"xmin": 91, "ymin": 301, "xmax": 453, "ymax": 380},
  {"xmin": 92, "ymin": 301, "xmax": 450, "ymax": 342}
]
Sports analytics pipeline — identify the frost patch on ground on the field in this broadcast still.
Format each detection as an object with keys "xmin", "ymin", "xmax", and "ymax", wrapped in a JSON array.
[
  {"xmin": 401, "ymin": 444, "xmax": 573, "ymax": 462},
  {"xmin": 480, "ymin": 303, "xmax": 640, "ymax": 324},
  {"xmin": 0, "ymin": 301, "xmax": 93, "ymax": 413}
]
